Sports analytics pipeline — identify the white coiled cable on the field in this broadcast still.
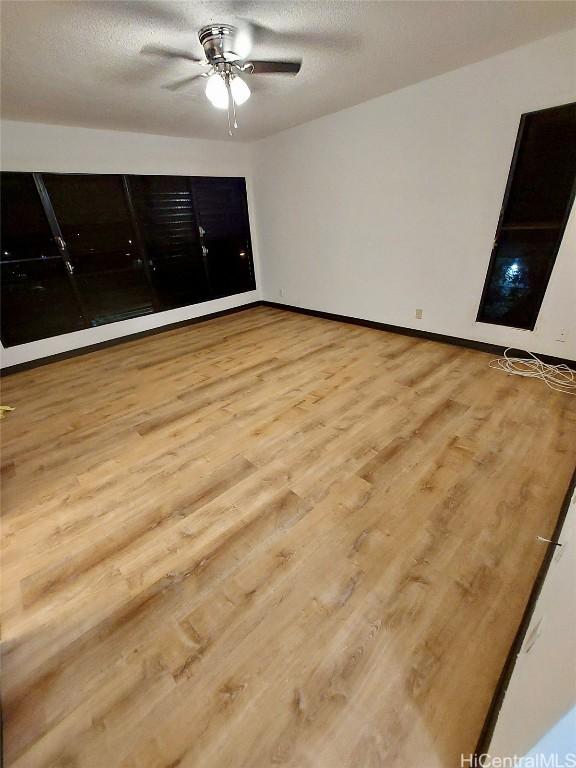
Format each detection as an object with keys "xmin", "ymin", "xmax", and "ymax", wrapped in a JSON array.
[{"xmin": 489, "ymin": 348, "xmax": 576, "ymax": 395}]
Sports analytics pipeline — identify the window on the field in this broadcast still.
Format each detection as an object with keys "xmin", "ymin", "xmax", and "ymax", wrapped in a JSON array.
[
  {"xmin": 127, "ymin": 175, "xmax": 210, "ymax": 310},
  {"xmin": 477, "ymin": 102, "xmax": 576, "ymax": 330},
  {"xmin": 42, "ymin": 174, "xmax": 155, "ymax": 325},
  {"xmin": 0, "ymin": 173, "xmax": 87, "ymax": 345},
  {"xmin": 0, "ymin": 173, "xmax": 256, "ymax": 347},
  {"xmin": 193, "ymin": 178, "xmax": 256, "ymax": 297}
]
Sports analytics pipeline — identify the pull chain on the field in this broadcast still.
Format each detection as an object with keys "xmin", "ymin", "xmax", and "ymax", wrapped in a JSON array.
[{"xmin": 225, "ymin": 73, "xmax": 237, "ymax": 136}]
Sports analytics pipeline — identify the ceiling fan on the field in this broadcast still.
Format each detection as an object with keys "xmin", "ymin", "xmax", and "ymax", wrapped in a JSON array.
[{"xmin": 143, "ymin": 24, "xmax": 302, "ymax": 135}]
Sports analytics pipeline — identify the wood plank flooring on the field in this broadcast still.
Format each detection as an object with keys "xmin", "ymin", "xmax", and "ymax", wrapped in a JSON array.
[{"xmin": 2, "ymin": 306, "xmax": 575, "ymax": 768}]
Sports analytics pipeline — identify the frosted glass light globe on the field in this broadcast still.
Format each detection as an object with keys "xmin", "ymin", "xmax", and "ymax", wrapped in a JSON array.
[
  {"xmin": 230, "ymin": 76, "xmax": 251, "ymax": 105},
  {"xmin": 205, "ymin": 74, "xmax": 229, "ymax": 109}
]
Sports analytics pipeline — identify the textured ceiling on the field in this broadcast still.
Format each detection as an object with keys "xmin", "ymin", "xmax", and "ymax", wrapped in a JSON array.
[{"xmin": 1, "ymin": 1, "xmax": 575, "ymax": 142}]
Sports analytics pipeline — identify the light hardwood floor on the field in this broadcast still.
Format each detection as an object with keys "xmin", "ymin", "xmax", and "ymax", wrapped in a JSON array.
[{"xmin": 2, "ymin": 306, "xmax": 575, "ymax": 768}]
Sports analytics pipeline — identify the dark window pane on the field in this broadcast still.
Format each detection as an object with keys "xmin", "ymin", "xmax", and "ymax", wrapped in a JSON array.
[
  {"xmin": 479, "ymin": 231, "xmax": 559, "ymax": 328},
  {"xmin": 128, "ymin": 175, "xmax": 210, "ymax": 309},
  {"xmin": 193, "ymin": 178, "xmax": 256, "ymax": 297},
  {"xmin": 477, "ymin": 103, "xmax": 576, "ymax": 330},
  {"xmin": 42, "ymin": 174, "xmax": 155, "ymax": 325},
  {"xmin": 503, "ymin": 107, "xmax": 576, "ymax": 227},
  {"xmin": 1, "ymin": 172, "xmax": 85, "ymax": 346}
]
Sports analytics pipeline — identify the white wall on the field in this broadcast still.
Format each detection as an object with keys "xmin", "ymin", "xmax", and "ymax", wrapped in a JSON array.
[
  {"xmin": 253, "ymin": 30, "xmax": 576, "ymax": 360},
  {"xmin": 488, "ymin": 488, "xmax": 576, "ymax": 760},
  {"xmin": 0, "ymin": 120, "xmax": 262, "ymax": 367}
]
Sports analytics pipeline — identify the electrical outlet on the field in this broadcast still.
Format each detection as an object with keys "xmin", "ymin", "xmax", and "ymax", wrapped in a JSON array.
[
  {"xmin": 415, "ymin": 309, "xmax": 423, "ymax": 320},
  {"xmin": 556, "ymin": 328, "xmax": 568, "ymax": 343}
]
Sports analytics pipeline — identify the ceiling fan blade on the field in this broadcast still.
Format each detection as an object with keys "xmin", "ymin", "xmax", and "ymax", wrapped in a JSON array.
[
  {"xmin": 234, "ymin": 21, "xmax": 255, "ymax": 60},
  {"xmin": 163, "ymin": 73, "xmax": 207, "ymax": 91},
  {"xmin": 246, "ymin": 60, "xmax": 302, "ymax": 75},
  {"xmin": 141, "ymin": 44, "xmax": 203, "ymax": 64},
  {"xmin": 236, "ymin": 20, "xmax": 358, "ymax": 52}
]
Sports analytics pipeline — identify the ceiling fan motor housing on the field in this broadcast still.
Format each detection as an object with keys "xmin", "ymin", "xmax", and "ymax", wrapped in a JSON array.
[{"xmin": 198, "ymin": 24, "xmax": 240, "ymax": 64}]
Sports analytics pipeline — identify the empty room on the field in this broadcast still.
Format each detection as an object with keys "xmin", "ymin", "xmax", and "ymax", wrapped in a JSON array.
[{"xmin": 1, "ymin": 1, "xmax": 575, "ymax": 767}]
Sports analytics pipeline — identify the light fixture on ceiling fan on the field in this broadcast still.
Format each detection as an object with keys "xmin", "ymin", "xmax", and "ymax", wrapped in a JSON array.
[{"xmin": 142, "ymin": 23, "xmax": 302, "ymax": 136}]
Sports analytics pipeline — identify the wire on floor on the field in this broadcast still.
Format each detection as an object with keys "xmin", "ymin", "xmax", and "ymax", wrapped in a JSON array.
[{"xmin": 488, "ymin": 349, "xmax": 576, "ymax": 395}]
